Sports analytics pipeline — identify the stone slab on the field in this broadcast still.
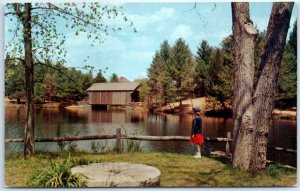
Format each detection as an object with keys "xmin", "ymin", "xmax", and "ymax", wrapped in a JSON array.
[{"xmin": 71, "ymin": 162, "xmax": 161, "ymax": 187}]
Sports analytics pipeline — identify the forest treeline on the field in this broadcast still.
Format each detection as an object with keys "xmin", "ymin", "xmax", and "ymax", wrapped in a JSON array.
[
  {"xmin": 5, "ymin": 59, "xmax": 120, "ymax": 102},
  {"xmin": 141, "ymin": 21, "xmax": 297, "ymax": 110},
  {"xmin": 5, "ymin": 21, "xmax": 296, "ymax": 109}
]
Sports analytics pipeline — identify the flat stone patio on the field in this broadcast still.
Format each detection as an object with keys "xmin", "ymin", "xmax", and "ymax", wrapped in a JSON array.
[{"xmin": 71, "ymin": 162, "xmax": 161, "ymax": 187}]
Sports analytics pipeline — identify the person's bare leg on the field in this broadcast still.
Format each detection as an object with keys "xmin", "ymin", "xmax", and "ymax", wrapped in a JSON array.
[
  {"xmin": 196, "ymin": 144, "xmax": 200, "ymax": 153},
  {"xmin": 193, "ymin": 144, "xmax": 201, "ymax": 158}
]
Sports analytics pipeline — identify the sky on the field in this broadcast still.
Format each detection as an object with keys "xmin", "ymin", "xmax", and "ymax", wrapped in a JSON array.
[{"xmin": 4, "ymin": 2, "xmax": 298, "ymax": 81}]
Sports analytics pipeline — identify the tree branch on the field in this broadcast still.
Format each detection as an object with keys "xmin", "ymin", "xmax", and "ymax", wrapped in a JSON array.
[
  {"xmin": 13, "ymin": 3, "xmax": 24, "ymax": 20},
  {"xmin": 5, "ymin": 12, "xmax": 18, "ymax": 16},
  {"xmin": 6, "ymin": 57, "xmax": 26, "ymax": 66},
  {"xmin": 32, "ymin": 4, "xmax": 99, "ymax": 29}
]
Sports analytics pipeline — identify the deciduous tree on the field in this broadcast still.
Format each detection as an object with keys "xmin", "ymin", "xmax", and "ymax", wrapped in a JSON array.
[{"xmin": 5, "ymin": 2, "xmax": 132, "ymax": 158}]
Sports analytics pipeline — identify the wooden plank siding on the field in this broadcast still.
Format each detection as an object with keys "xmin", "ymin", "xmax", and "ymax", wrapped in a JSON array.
[
  {"xmin": 87, "ymin": 82, "xmax": 141, "ymax": 106},
  {"xmin": 88, "ymin": 91, "xmax": 132, "ymax": 105}
]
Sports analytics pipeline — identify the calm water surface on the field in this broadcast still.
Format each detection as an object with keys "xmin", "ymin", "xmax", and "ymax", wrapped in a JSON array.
[{"xmin": 5, "ymin": 108, "xmax": 297, "ymax": 167}]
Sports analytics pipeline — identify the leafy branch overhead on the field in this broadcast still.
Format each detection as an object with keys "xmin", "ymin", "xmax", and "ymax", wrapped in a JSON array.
[{"xmin": 5, "ymin": 2, "xmax": 136, "ymax": 65}]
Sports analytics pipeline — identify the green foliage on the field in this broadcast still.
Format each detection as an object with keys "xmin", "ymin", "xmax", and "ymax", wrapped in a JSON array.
[
  {"xmin": 89, "ymin": 141, "xmax": 107, "ymax": 153},
  {"xmin": 167, "ymin": 38, "xmax": 195, "ymax": 101},
  {"xmin": 65, "ymin": 141, "xmax": 79, "ymax": 153},
  {"xmin": 288, "ymin": 20, "xmax": 297, "ymax": 54},
  {"xmin": 194, "ymin": 40, "xmax": 212, "ymax": 96},
  {"xmin": 43, "ymin": 73, "xmax": 57, "ymax": 101},
  {"xmin": 93, "ymin": 70, "xmax": 107, "ymax": 83},
  {"xmin": 134, "ymin": 78, "xmax": 150, "ymax": 103},
  {"xmin": 26, "ymin": 156, "xmax": 87, "ymax": 187},
  {"xmin": 206, "ymin": 48, "xmax": 233, "ymax": 109},
  {"xmin": 147, "ymin": 40, "xmax": 174, "ymax": 107},
  {"xmin": 267, "ymin": 164, "xmax": 281, "ymax": 179},
  {"xmin": 125, "ymin": 140, "xmax": 142, "ymax": 153},
  {"xmin": 5, "ymin": 59, "xmax": 95, "ymax": 102},
  {"xmin": 278, "ymin": 21, "xmax": 297, "ymax": 101},
  {"xmin": 254, "ymin": 31, "xmax": 266, "ymax": 72},
  {"xmin": 196, "ymin": 40, "xmax": 212, "ymax": 64},
  {"xmin": 71, "ymin": 157, "xmax": 101, "ymax": 166},
  {"xmin": 34, "ymin": 83, "xmax": 45, "ymax": 103},
  {"xmin": 109, "ymin": 73, "xmax": 119, "ymax": 82},
  {"xmin": 5, "ymin": 58, "xmax": 25, "ymax": 99},
  {"xmin": 196, "ymin": 35, "xmax": 234, "ymax": 110}
]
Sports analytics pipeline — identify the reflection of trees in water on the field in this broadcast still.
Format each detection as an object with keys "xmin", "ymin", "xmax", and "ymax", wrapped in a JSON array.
[
  {"xmin": 269, "ymin": 120, "xmax": 296, "ymax": 150},
  {"xmin": 5, "ymin": 108, "xmax": 296, "ymax": 166},
  {"xmin": 202, "ymin": 117, "xmax": 233, "ymax": 137}
]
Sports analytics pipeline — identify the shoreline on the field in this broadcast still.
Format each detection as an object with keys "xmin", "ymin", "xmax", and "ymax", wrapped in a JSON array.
[{"xmin": 5, "ymin": 98, "xmax": 296, "ymax": 120}]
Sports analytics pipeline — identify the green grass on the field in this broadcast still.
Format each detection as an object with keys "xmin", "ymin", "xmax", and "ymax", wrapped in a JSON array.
[{"xmin": 5, "ymin": 152, "xmax": 297, "ymax": 187}]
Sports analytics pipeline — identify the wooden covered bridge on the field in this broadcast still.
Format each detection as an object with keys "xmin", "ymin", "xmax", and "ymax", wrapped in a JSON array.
[{"xmin": 87, "ymin": 82, "xmax": 141, "ymax": 106}]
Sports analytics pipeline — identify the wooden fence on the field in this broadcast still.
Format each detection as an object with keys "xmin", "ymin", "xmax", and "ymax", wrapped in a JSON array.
[{"xmin": 5, "ymin": 128, "xmax": 296, "ymax": 155}]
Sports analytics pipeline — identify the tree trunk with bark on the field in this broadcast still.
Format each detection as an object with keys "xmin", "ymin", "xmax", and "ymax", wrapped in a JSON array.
[
  {"xmin": 249, "ymin": 2, "xmax": 294, "ymax": 171},
  {"xmin": 231, "ymin": 2, "xmax": 293, "ymax": 171},
  {"xmin": 23, "ymin": 3, "xmax": 35, "ymax": 158},
  {"xmin": 231, "ymin": 2, "xmax": 257, "ymax": 170}
]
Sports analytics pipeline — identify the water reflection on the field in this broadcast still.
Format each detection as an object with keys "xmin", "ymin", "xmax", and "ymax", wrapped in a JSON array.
[{"xmin": 5, "ymin": 108, "xmax": 296, "ymax": 167}]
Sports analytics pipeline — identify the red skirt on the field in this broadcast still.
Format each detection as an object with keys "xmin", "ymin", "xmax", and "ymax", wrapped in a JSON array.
[{"xmin": 190, "ymin": 134, "xmax": 204, "ymax": 144}]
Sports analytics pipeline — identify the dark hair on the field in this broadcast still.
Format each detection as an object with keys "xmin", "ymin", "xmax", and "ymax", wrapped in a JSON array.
[{"xmin": 193, "ymin": 107, "xmax": 201, "ymax": 112}]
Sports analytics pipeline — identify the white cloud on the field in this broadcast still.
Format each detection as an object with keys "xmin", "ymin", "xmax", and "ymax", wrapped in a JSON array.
[
  {"xmin": 149, "ymin": 7, "xmax": 175, "ymax": 22},
  {"xmin": 170, "ymin": 24, "xmax": 194, "ymax": 40},
  {"xmin": 128, "ymin": 7, "xmax": 176, "ymax": 30}
]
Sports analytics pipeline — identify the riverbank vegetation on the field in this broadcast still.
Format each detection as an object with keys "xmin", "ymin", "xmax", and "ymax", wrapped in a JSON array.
[{"xmin": 5, "ymin": 152, "xmax": 296, "ymax": 187}]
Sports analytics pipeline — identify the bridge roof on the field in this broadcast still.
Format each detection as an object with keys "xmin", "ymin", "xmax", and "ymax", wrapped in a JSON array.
[{"xmin": 87, "ymin": 82, "xmax": 141, "ymax": 92}]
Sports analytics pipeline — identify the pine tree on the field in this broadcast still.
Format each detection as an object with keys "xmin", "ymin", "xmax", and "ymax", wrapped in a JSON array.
[
  {"xmin": 110, "ymin": 73, "xmax": 118, "ymax": 82},
  {"xmin": 167, "ymin": 38, "xmax": 195, "ymax": 111},
  {"xmin": 94, "ymin": 70, "xmax": 107, "ymax": 83},
  {"xmin": 194, "ymin": 40, "xmax": 212, "ymax": 96}
]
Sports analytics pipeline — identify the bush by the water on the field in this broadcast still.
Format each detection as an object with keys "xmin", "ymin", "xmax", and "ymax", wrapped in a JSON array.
[{"xmin": 26, "ymin": 155, "xmax": 101, "ymax": 187}]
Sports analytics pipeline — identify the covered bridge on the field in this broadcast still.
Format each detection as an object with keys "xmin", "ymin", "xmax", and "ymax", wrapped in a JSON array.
[{"xmin": 87, "ymin": 82, "xmax": 141, "ymax": 106}]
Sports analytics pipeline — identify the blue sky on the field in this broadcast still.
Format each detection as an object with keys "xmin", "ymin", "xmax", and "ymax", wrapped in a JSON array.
[{"xmin": 5, "ymin": 2, "xmax": 298, "ymax": 81}]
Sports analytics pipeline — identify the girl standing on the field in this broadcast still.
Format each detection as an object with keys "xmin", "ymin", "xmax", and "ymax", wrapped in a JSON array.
[{"xmin": 190, "ymin": 107, "xmax": 204, "ymax": 158}]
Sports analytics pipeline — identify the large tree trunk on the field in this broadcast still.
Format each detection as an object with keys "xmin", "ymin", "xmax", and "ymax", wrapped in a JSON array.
[
  {"xmin": 23, "ymin": 3, "xmax": 35, "ymax": 158},
  {"xmin": 249, "ymin": 2, "xmax": 293, "ymax": 171},
  {"xmin": 231, "ymin": 2, "xmax": 293, "ymax": 172},
  {"xmin": 231, "ymin": 2, "xmax": 257, "ymax": 170}
]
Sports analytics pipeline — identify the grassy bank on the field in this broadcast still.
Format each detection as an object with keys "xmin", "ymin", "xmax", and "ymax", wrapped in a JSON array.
[{"xmin": 5, "ymin": 152, "xmax": 296, "ymax": 187}]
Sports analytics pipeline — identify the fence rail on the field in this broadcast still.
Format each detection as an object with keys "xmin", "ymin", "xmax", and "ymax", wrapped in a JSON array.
[
  {"xmin": 5, "ymin": 128, "xmax": 296, "ymax": 154},
  {"xmin": 4, "ymin": 135, "xmax": 233, "ymax": 143}
]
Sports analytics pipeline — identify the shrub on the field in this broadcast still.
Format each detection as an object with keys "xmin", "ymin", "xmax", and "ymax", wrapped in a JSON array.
[
  {"xmin": 71, "ymin": 158, "xmax": 101, "ymax": 166},
  {"xmin": 125, "ymin": 140, "xmax": 142, "ymax": 153},
  {"xmin": 26, "ymin": 156, "xmax": 87, "ymax": 187},
  {"xmin": 89, "ymin": 141, "xmax": 107, "ymax": 153}
]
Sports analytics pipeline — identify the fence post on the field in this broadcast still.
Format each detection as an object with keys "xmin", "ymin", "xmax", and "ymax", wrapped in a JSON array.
[
  {"xmin": 225, "ymin": 132, "xmax": 231, "ymax": 156},
  {"xmin": 116, "ymin": 128, "xmax": 123, "ymax": 153}
]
